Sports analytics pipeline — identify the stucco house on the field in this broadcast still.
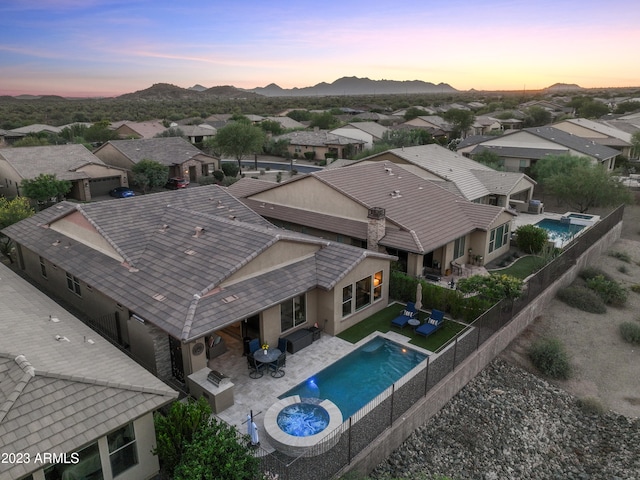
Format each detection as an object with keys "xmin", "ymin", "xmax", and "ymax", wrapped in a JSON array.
[
  {"xmin": 93, "ymin": 137, "xmax": 220, "ymax": 184},
  {"xmin": 228, "ymin": 161, "xmax": 515, "ymax": 278},
  {"xmin": 360, "ymin": 144, "xmax": 537, "ymax": 210},
  {"xmin": 0, "ymin": 144, "xmax": 129, "ymax": 201},
  {"xmin": 552, "ymin": 118, "xmax": 633, "ymax": 158},
  {"xmin": 0, "ymin": 262, "xmax": 177, "ymax": 480},
  {"xmin": 2, "ymin": 186, "xmax": 394, "ymax": 389},
  {"xmin": 110, "ymin": 120, "xmax": 167, "ymax": 139},
  {"xmin": 178, "ymin": 124, "xmax": 217, "ymax": 145},
  {"xmin": 273, "ymin": 130, "xmax": 365, "ymax": 160},
  {"xmin": 458, "ymin": 126, "xmax": 620, "ymax": 173},
  {"xmin": 330, "ymin": 122, "xmax": 390, "ymax": 149}
]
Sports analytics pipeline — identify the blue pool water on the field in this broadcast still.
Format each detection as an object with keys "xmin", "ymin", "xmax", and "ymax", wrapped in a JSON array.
[
  {"xmin": 277, "ymin": 402, "xmax": 330, "ymax": 437},
  {"xmin": 279, "ymin": 337, "xmax": 427, "ymax": 419},
  {"xmin": 535, "ymin": 218, "xmax": 584, "ymax": 245}
]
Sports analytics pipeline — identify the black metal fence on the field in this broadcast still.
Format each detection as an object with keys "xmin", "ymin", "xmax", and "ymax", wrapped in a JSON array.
[{"xmin": 254, "ymin": 206, "xmax": 624, "ymax": 480}]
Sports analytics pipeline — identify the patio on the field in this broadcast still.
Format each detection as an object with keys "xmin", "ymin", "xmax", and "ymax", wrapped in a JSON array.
[{"xmin": 207, "ymin": 304, "xmax": 467, "ymax": 455}]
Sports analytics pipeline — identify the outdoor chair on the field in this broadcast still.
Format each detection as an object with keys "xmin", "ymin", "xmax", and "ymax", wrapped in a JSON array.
[
  {"xmin": 269, "ymin": 353, "xmax": 286, "ymax": 378},
  {"xmin": 248, "ymin": 338, "xmax": 261, "ymax": 355},
  {"xmin": 415, "ymin": 309, "xmax": 445, "ymax": 338},
  {"xmin": 450, "ymin": 261, "xmax": 463, "ymax": 276},
  {"xmin": 391, "ymin": 301, "xmax": 418, "ymax": 329},
  {"xmin": 248, "ymin": 356, "xmax": 265, "ymax": 379},
  {"xmin": 277, "ymin": 338, "xmax": 288, "ymax": 355}
]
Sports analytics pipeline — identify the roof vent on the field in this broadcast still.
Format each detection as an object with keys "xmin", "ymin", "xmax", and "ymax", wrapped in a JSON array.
[
  {"xmin": 52, "ymin": 240, "xmax": 61, "ymax": 246},
  {"xmin": 193, "ymin": 226, "xmax": 204, "ymax": 238},
  {"xmin": 152, "ymin": 293, "xmax": 166, "ymax": 302},
  {"xmin": 185, "ymin": 249, "xmax": 196, "ymax": 255},
  {"xmin": 222, "ymin": 294, "xmax": 239, "ymax": 304},
  {"xmin": 217, "ymin": 200, "xmax": 225, "ymax": 209},
  {"xmin": 159, "ymin": 224, "xmax": 169, "ymax": 233},
  {"xmin": 384, "ymin": 166, "xmax": 393, "ymax": 175},
  {"xmin": 229, "ymin": 215, "xmax": 236, "ymax": 220},
  {"xmin": 390, "ymin": 190, "xmax": 402, "ymax": 198}
]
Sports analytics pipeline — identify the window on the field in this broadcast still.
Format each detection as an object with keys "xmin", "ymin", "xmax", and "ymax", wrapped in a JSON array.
[
  {"xmin": 355, "ymin": 276, "xmax": 372, "ymax": 310},
  {"xmin": 453, "ymin": 236, "xmax": 466, "ymax": 259},
  {"xmin": 108, "ymin": 423, "xmax": 138, "ymax": 476},
  {"xmin": 342, "ymin": 285, "xmax": 353, "ymax": 317},
  {"xmin": 373, "ymin": 271, "xmax": 383, "ymax": 301},
  {"xmin": 489, "ymin": 222, "xmax": 510, "ymax": 253},
  {"xmin": 66, "ymin": 272, "xmax": 81, "ymax": 296},
  {"xmin": 281, "ymin": 294, "xmax": 306, "ymax": 332},
  {"xmin": 39, "ymin": 256, "xmax": 47, "ymax": 278},
  {"xmin": 44, "ymin": 442, "xmax": 102, "ymax": 480}
]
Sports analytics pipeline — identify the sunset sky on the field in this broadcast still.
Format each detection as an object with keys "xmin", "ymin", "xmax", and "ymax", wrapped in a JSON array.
[{"xmin": 1, "ymin": 0, "xmax": 639, "ymax": 97}]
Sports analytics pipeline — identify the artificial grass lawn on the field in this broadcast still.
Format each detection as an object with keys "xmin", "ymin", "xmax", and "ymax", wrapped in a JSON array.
[
  {"xmin": 337, "ymin": 303, "xmax": 467, "ymax": 352},
  {"xmin": 488, "ymin": 255, "xmax": 544, "ymax": 279}
]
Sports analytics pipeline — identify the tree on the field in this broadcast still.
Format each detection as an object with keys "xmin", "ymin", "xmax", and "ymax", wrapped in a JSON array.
[
  {"xmin": 212, "ymin": 122, "xmax": 266, "ymax": 170},
  {"xmin": 20, "ymin": 174, "xmax": 72, "ymax": 207},
  {"xmin": 132, "ymin": 159, "xmax": 169, "ymax": 193},
  {"xmin": 515, "ymin": 224, "xmax": 548, "ymax": 254},
  {"xmin": 631, "ymin": 131, "xmax": 640, "ymax": 160},
  {"xmin": 0, "ymin": 197, "xmax": 34, "ymax": 263},
  {"xmin": 473, "ymin": 149, "xmax": 504, "ymax": 170},
  {"xmin": 154, "ymin": 398, "xmax": 258, "ymax": 480},
  {"xmin": 522, "ymin": 106, "xmax": 552, "ymax": 127},
  {"xmin": 309, "ymin": 111, "xmax": 339, "ymax": 130},
  {"xmin": 457, "ymin": 274, "xmax": 524, "ymax": 303},
  {"xmin": 403, "ymin": 107, "xmax": 428, "ymax": 121},
  {"xmin": 533, "ymin": 155, "xmax": 632, "ymax": 213},
  {"xmin": 155, "ymin": 127, "xmax": 185, "ymax": 138},
  {"xmin": 442, "ymin": 108, "xmax": 474, "ymax": 139}
]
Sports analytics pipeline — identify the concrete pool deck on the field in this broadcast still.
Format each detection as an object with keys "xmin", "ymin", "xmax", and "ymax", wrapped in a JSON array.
[{"xmin": 210, "ymin": 329, "xmax": 429, "ymax": 454}]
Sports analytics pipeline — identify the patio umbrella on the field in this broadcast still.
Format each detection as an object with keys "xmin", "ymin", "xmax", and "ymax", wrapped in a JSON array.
[
  {"xmin": 247, "ymin": 413, "xmax": 259, "ymax": 446},
  {"xmin": 415, "ymin": 283, "xmax": 423, "ymax": 311}
]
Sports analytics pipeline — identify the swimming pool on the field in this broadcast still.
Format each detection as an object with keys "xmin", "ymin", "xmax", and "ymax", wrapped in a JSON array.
[
  {"xmin": 535, "ymin": 218, "xmax": 585, "ymax": 246},
  {"xmin": 278, "ymin": 336, "xmax": 428, "ymax": 419}
]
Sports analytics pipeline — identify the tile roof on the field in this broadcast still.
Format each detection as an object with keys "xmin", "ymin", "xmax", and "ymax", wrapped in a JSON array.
[
  {"xmin": 558, "ymin": 118, "xmax": 632, "ymax": 143},
  {"xmin": 0, "ymin": 263, "xmax": 176, "ymax": 479},
  {"xmin": 2, "ymin": 186, "xmax": 391, "ymax": 342},
  {"xmin": 243, "ymin": 162, "xmax": 510, "ymax": 254},
  {"xmin": 0, "ymin": 144, "xmax": 109, "ymax": 180},
  {"xmin": 275, "ymin": 130, "xmax": 364, "ymax": 146},
  {"xmin": 9, "ymin": 124, "xmax": 62, "ymax": 135},
  {"xmin": 522, "ymin": 126, "xmax": 620, "ymax": 160},
  {"xmin": 95, "ymin": 137, "xmax": 208, "ymax": 166},
  {"xmin": 111, "ymin": 120, "xmax": 167, "ymax": 138},
  {"xmin": 470, "ymin": 144, "xmax": 567, "ymax": 160}
]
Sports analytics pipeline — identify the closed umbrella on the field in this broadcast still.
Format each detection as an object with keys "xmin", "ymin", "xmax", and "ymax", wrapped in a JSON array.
[
  {"xmin": 247, "ymin": 413, "xmax": 259, "ymax": 446},
  {"xmin": 415, "ymin": 283, "xmax": 423, "ymax": 311}
]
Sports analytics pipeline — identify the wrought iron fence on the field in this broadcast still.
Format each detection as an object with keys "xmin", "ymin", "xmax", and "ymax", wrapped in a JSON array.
[{"xmin": 251, "ymin": 205, "xmax": 624, "ymax": 480}]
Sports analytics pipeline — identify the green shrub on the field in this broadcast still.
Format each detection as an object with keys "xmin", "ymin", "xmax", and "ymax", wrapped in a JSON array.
[
  {"xmin": 212, "ymin": 169, "xmax": 224, "ymax": 181},
  {"xmin": 528, "ymin": 337, "xmax": 571, "ymax": 379},
  {"xmin": 515, "ymin": 224, "xmax": 548, "ymax": 254},
  {"xmin": 630, "ymin": 284, "xmax": 640, "ymax": 294},
  {"xmin": 618, "ymin": 264, "xmax": 629, "ymax": 274},
  {"xmin": 557, "ymin": 285, "xmax": 606, "ymax": 313},
  {"xmin": 608, "ymin": 250, "xmax": 631, "ymax": 263},
  {"xmin": 576, "ymin": 397, "xmax": 605, "ymax": 415},
  {"xmin": 221, "ymin": 162, "xmax": 239, "ymax": 177},
  {"xmin": 578, "ymin": 267, "xmax": 612, "ymax": 282},
  {"xmin": 620, "ymin": 321, "xmax": 640, "ymax": 344},
  {"xmin": 585, "ymin": 275, "xmax": 628, "ymax": 306}
]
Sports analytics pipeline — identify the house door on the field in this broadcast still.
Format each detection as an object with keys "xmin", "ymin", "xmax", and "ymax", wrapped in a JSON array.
[
  {"xmin": 189, "ymin": 166, "xmax": 197, "ymax": 182},
  {"xmin": 168, "ymin": 336, "xmax": 185, "ymax": 383}
]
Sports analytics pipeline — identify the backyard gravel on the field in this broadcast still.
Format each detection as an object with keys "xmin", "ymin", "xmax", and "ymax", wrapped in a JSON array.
[{"xmin": 370, "ymin": 359, "xmax": 640, "ymax": 480}]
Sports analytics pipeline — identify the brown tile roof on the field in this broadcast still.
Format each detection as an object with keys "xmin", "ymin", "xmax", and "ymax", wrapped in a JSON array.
[
  {"xmin": 95, "ymin": 137, "xmax": 210, "ymax": 166},
  {"xmin": 0, "ymin": 263, "xmax": 176, "ymax": 479},
  {"xmin": 2, "ymin": 186, "xmax": 392, "ymax": 342}
]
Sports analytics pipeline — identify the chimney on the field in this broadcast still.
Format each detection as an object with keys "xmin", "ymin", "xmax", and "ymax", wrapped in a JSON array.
[{"xmin": 367, "ymin": 207, "xmax": 386, "ymax": 252}]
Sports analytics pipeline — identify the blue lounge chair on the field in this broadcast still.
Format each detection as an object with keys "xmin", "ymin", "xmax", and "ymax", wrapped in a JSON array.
[
  {"xmin": 415, "ymin": 309, "xmax": 445, "ymax": 337},
  {"xmin": 391, "ymin": 302, "xmax": 418, "ymax": 329}
]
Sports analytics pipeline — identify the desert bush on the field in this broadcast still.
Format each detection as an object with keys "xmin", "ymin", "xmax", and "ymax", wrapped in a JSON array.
[
  {"xmin": 619, "ymin": 321, "xmax": 640, "ymax": 344},
  {"xmin": 630, "ymin": 284, "xmax": 640, "ymax": 294},
  {"xmin": 618, "ymin": 264, "xmax": 629, "ymax": 274},
  {"xmin": 528, "ymin": 337, "xmax": 571, "ymax": 379},
  {"xmin": 212, "ymin": 169, "xmax": 224, "ymax": 181},
  {"xmin": 608, "ymin": 250, "xmax": 631, "ymax": 263},
  {"xmin": 578, "ymin": 266, "xmax": 612, "ymax": 282},
  {"xmin": 576, "ymin": 397, "xmax": 605, "ymax": 415},
  {"xmin": 515, "ymin": 224, "xmax": 548, "ymax": 254},
  {"xmin": 585, "ymin": 275, "xmax": 628, "ymax": 306},
  {"xmin": 556, "ymin": 285, "xmax": 606, "ymax": 313}
]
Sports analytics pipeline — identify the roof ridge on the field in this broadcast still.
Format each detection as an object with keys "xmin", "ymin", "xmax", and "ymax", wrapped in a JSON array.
[
  {"xmin": 0, "ymin": 355, "xmax": 36, "ymax": 423},
  {"xmin": 34, "ymin": 369, "xmax": 175, "ymax": 397}
]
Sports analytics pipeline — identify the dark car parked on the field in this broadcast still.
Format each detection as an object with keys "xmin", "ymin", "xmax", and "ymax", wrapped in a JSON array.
[
  {"xmin": 165, "ymin": 177, "xmax": 189, "ymax": 189},
  {"xmin": 109, "ymin": 187, "xmax": 135, "ymax": 198}
]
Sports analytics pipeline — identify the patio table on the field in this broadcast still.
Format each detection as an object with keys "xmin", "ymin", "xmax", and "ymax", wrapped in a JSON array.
[{"xmin": 253, "ymin": 348, "xmax": 282, "ymax": 364}]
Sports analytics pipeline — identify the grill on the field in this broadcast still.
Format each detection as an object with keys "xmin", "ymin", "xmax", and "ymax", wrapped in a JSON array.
[{"xmin": 207, "ymin": 370, "xmax": 230, "ymax": 387}]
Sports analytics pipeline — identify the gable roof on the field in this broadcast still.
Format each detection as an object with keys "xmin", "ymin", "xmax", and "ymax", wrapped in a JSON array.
[
  {"xmin": 264, "ymin": 116, "xmax": 306, "ymax": 130},
  {"xmin": 0, "ymin": 144, "xmax": 112, "ymax": 180},
  {"xmin": 111, "ymin": 120, "xmax": 167, "ymax": 138},
  {"xmin": 241, "ymin": 162, "xmax": 510, "ymax": 254},
  {"xmin": 521, "ymin": 126, "xmax": 620, "ymax": 161},
  {"xmin": 340, "ymin": 121, "xmax": 389, "ymax": 139},
  {"xmin": 274, "ymin": 130, "xmax": 364, "ymax": 146},
  {"xmin": 0, "ymin": 263, "xmax": 176, "ymax": 479},
  {"xmin": 9, "ymin": 124, "xmax": 62, "ymax": 135},
  {"xmin": 94, "ymin": 137, "xmax": 210, "ymax": 166},
  {"xmin": 555, "ymin": 118, "xmax": 632, "ymax": 143},
  {"xmin": 2, "ymin": 186, "xmax": 391, "ymax": 342}
]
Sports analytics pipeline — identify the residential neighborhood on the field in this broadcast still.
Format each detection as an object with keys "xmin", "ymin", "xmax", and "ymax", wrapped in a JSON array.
[{"xmin": 1, "ymin": 89, "xmax": 640, "ymax": 479}]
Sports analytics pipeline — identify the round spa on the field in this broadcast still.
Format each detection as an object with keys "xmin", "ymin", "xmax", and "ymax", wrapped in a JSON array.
[{"xmin": 264, "ymin": 396, "xmax": 343, "ymax": 457}]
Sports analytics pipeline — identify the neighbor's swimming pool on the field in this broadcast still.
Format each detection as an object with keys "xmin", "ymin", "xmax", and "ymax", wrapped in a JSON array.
[
  {"xmin": 535, "ymin": 218, "xmax": 585, "ymax": 246},
  {"xmin": 279, "ymin": 336, "xmax": 427, "ymax": 419}
]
